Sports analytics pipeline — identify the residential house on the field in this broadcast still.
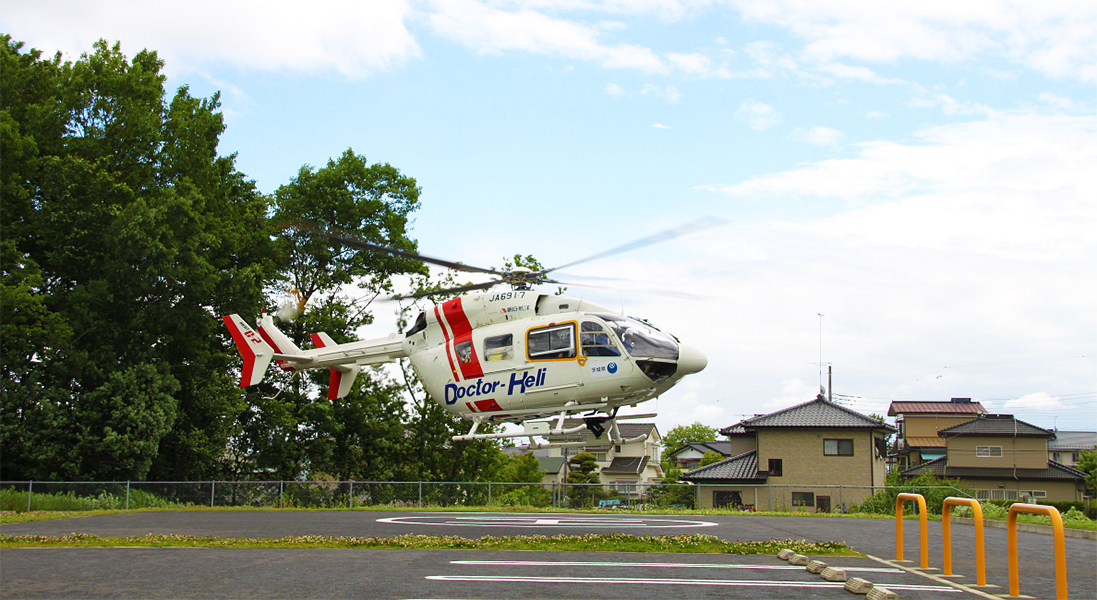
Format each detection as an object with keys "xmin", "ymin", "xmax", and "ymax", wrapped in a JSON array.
[
  {"xmin": 535, "ymin": 421, "xmax": 664, "ymax": 498},
  {"xmin": 887, "ymin": 398, "xmax": 987, "ymax": 470},
  {"xmin": 1048, "ymin": 431, "xmax": 1096, "ymax": 469},
  {"xmin": 900, "ymin": 414, "xmax": 1087, "ymax": 502},
  {"xmin": 665, "ymin": 442, "xmax": 734, "ymax": 471},
  {"xmin": 681, "ymin": 395, "xmax": 895, "ymax": 512}
]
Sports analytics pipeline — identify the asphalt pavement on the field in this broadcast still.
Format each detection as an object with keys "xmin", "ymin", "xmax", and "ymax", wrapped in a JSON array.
[{"xmin": 1, "ymin": 511, "xmax": 1093, "ymax": 599}]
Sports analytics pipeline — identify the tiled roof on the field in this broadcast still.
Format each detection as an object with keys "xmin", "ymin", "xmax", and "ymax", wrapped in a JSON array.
[
  {"xmin": 901, "ymin": 457, "xmax": 1086, "ymax": 481},
  {"xmin": 938, "ymin": 414, "xmax": 1053, "ymax": 438},
  {"xmin": 679, "ymin": 450, "xmax": 765, "ymax": 482},
  {"xmin": 536, "ymin": 456, "xmax": 566, "ymax": 474},
  {"xmin": 1048, "ymin": 431, "xmax": 1097, "ymax": 451},
  {"xmin": 601, "ymin": 456, "xmax": 649, "ymax": 474},
  {"xmin": 904, "ymin": 436, "xmax": 947, "ymax": 448},
  {"xmin": 719, "ymin": 423, "xmax": 751, "ymax": 436},
  {"xmin": 735, "ymin": 396, "xmax": 896, "ymax": 432},
  {"xmin": 667, "ymin": 441, "xmax": 734, "ymax": 458},
  {"xmin": 888, "ymin": 401, "xmax": 987, "ymax": 416}
]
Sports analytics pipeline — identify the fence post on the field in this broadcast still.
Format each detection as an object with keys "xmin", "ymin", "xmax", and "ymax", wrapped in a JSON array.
[
  {"xmin": 941, "ymin": 497, "xmax": 986, "ymax": 586},
  {"xmin": 126, "ymin": 481, "xmax": 131, "ymax": 510},
  {"xmin": 895, "ymin": 492, "xmax": 929, "ymax": 569},
  {"xmin": 280, "ymin": 481, "xmax": 284, "ymax": 508},
  {"xmin": 418, "ymin": 481, "xmax": 422, "ymax": 507},
  {"xmin": 1007, "ymin": 503, "xmax": 1067, "ymax": 599},
  {"xmin": 349, "ymin": 481, "xmax": 354, "ymax": 509},
  {"xmin": 211, "ymin": 481, "xmax": 215, "ymax": 507},
  {"xmin": 27, "ymin": 481, "xmax": 33, "ymax": 512}
]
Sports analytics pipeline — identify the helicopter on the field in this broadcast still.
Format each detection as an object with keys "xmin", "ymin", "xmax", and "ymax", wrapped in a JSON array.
[{"xmin": 223, "ymin": 219, "xmax": 715, "ymax": 449}]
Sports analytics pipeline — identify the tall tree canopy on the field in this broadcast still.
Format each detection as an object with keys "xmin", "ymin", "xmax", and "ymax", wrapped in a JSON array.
[
  {"xmin": 1, "ymin": 36, "xmax": 275, "ymax": 480},
  {"xmin": 1, "ymin": 36, "xmax": 504, "ymax": 484}
]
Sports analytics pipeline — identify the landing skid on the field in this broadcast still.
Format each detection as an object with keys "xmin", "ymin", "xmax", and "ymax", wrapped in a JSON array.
[{"xmin": 451, "ymin": 408, "xmax": 657, "ymax": 449}]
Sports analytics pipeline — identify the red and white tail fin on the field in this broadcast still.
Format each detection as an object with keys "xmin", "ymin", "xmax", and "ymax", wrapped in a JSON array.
[
  {"xmin": 311, "ymin": 331, "xmax": 361, "ymax": 400},
  {"xmin": 223, "ymin": 314, "xmax": 275, "ymax": 387},
  {"xmin": 258, "ymin": 313, "xmax": 302, "ymax": 371}
]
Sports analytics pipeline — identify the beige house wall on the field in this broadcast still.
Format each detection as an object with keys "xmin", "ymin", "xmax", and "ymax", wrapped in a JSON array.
[
  {"xmin": 947, "ymin": 436, "xmax": 1048, "ymax": 469},
  {"xmin": 902, "ymin": 415, "xmax": 980, "ymax": 438},
  {"xmin": 757, "ymin": 428, "xmax": 887, "ymax": 488},
  {"xmin": 966, "ymin": 478, "xmax": 1082, "ymax": 502},
  {"xmin": 694, "ymin": 483, "xmax": 881, "ymax": 512},
  {"xmin": 726, "ymin": 436, "xmax": 758, "ymax": 458},
  {"xmin": 694, "ymin": 428, "xmax": 888, "ymax": 512}
]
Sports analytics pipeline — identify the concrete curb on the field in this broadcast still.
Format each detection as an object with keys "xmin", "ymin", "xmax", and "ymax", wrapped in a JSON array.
[{"xmin": 948, "ymin": 516, "xmax": 1097, "ymax": 540}]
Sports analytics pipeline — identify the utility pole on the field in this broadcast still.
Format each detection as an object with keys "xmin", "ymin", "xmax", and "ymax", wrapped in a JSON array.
[{"xmin": 828, "ymin": 364, "xmax": 833, "ymax": 403}]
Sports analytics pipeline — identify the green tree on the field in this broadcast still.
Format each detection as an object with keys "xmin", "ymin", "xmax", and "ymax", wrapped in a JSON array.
[
  {"xmin": 1078, "ymin": 447, "xmax": 1097, "ymax": 493},
  {"xmin": 0, "ymin": 37, "xmax": 272, "ymax": 481},
  {"xmin": 698, "ymin": 450, "xmax": 725, "ymax": 468},
  {"xmin": 566, "ymin": 451, "xmax": 603, "ymax": 507},
  {"xmin": 660, "ymin": 422, "xmax": 719, "ymax": 471},
  {"xmin": 223, "ymin": 149, "xmax": 428, "ymax": 481}
]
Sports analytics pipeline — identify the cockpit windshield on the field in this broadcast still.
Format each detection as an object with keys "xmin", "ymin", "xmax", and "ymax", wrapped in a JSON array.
[{"xmin": 591, "ymin": 313, "xmax": 679, "ymax": 360}]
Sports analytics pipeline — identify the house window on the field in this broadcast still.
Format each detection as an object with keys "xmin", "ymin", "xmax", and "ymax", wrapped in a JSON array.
[
  {"xmin": 714, "ymin": 490, "xmax": 743, "ymax": 508},
  {"xmin": 614, "ymin": 481, "xmax": 636, "ymax": 494},
  {"xmin": 1071, "ymin": 452, "xmax": 1081, "ymax": 463},
  {"xmin": 975, "ymin": 489, "xmax": 990, "ymax": 500},
  {"xmin": 976, "ymin": 446, "xmax": 1003, "ymax": 457},
  {"xmin": 792, "ymin": 492, "xmax": 815, "ymax": 507},
  {"xmin": 768, "ymin": 458, "xmax": 783, "ymax": 477},
  {"xmin": 1052, "ymin": 452, "xmax": 1062, "ymax": 462},
  {"xmin": 824, "ymin": 439, "xmax": 854, "ymax": 456},
  {"xmin": 1030, "ymin": 490, "xmax": 1047, "ymax": 498}
]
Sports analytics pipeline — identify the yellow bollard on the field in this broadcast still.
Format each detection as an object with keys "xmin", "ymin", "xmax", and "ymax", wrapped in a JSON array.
[
  {"xmin": 941, "ymin": 497, "xmax": 986, "ymax": 586},
  {"xmin": 1007, "ymin": 503, "xmax": 1067, "ymax": 600},
  {"xmin": 895, "ymin": 492, "xmax": 929, "ymax": 569}
]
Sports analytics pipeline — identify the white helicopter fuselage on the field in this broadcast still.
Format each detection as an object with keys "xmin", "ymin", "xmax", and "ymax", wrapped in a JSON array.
[
  {"xmin": 223, "ymin": 290, "xmax": 706, "ymax": 440},
  {"xmin": 403, "ymin": 291, "xmax": 705, "ymax": 423}
]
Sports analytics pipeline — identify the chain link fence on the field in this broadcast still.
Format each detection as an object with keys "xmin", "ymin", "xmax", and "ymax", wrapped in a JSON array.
[{"xmin": 1, "ymin": 481, "xmax": 970, "ymax": 513}]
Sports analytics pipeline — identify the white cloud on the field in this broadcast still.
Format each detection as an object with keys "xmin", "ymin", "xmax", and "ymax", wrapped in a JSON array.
[
  {"xmin": 428, "ymin": 0, "xmax": 669, "ymax": 73},
  {"xmin": 1, "ymin": 0, "xmax": 422, "ymax": 78},
  {"xmin": 1002, "ymin": 393, "xmax": 1067, "ymax": 413},
  {"xmin": 735, "ymin": 100, "xmax": 782, "ymax": 129},
  {"xmin": 728, "ymin": 0, "xmax": 1097, "ymax": 82},
  {"xmin": 604, "ymin": 82, "xmax": 627, "ymax": 97},
  {"xmin": 1038, "ymin": 92, "xmax": 1084, "ymax": 112},
  {"xmin": 652, "ymin": 123, "xmax": 671, "ymax": 129},
  {"xmin": 641, "ymin": 83, "xmax": 682, "ymax": 103},
  {"xmin": 790, "ymin": 125, "xmax": 844, "ymax": 147}
]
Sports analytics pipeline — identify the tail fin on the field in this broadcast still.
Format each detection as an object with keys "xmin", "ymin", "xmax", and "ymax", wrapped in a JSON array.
[
  {"xmin": 311, "ymin": 331, "xmax": 361, "ymax": 400},
  {"xmin": 223, "ymin": 314, "xmax": 275, "ymax": 387},
  {"xmin": 258, "ymin": 313, "xmax": 302, "ymax": 371}
]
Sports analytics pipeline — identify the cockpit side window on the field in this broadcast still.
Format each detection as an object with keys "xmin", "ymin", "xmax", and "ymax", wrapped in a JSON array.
[
  {"xmin": 593, "ymin": 313, "xmax": 678, "ymax": 360},
  {"xmin": 483, "ymin": 334, "xmax": 514, "ymax": 361},
  {"xmin": 527, "ymin": 323, "xmax": 576, "ymax": 360},
  {"xmin": 581, "ymin": 321, "xmax": 621, "ymax": 357}
]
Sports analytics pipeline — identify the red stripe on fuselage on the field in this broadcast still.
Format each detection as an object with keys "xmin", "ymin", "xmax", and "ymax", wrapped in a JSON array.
[
  {"xmin": 259, "ymin": 325, "xmax": 295, "ymax": 371},
  {"xmin": 442, "ymin": 297, "xmax": 484, "ymax": 380},
  {"xmin": 435, "ymin": 305, "xmax": 461, "ymax": 381},
  {"xmin": 222, "ymin": 316, "xmax": 256, "ymax": 387}
]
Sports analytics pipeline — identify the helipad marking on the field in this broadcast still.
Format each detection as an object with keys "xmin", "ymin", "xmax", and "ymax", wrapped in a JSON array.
[
  {"xmin": 377, "ymin": 514, "xmax": 717, "ymax": 528},
  {"xmin": 426, "ymin": 575, "xmax": 962, "ymax": 592},
  {"xmin": 451, "ymin": 560, "xmax": 904, "ymax": 574}
]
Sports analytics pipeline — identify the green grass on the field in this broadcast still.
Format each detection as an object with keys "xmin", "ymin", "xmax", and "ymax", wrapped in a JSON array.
[{"xmin": 0, "ymin": 531, "xmax": 858, "ymax": 555}]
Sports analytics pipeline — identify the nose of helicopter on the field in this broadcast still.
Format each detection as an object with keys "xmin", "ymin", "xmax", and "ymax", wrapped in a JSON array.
[{"xmin": 676, "ymin": 343, "xmax": 707, "ymax": 374}]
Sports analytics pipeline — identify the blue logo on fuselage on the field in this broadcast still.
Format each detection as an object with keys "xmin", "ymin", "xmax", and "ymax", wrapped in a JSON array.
[{"xmin": 607, "ymin": 362, "xmax": 618, "ymax": 374}]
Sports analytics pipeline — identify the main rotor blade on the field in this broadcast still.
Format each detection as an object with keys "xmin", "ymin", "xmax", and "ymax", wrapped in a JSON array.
[
  {"xmin": 543, "ymin": 216, "xmax": 727, "ymax": 274},
  {"xmin": 320, "ymin": 231, "xmax": 501, "ymax": 276},
  {"xmin": 394, "ymin": 280, "xmax": 499, "ymax": 300}
]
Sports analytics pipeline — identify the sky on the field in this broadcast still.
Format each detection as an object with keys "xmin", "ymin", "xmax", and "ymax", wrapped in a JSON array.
[{"xmin": 5, "ymin": 1, "xmax": 1096, "ymax": 437}]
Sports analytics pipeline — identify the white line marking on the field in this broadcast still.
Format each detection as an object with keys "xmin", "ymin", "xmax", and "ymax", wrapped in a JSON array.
[
  {"xmin": 426, "ymin": 575, "xmax": 961, "ymax": 592},
  {"xmin": 377, "ymin": 515, "xmax": 717, "ymax": 528},
  {"xmin": 450, "ymin": 560, "xmax": 904, "ymax": 573}
]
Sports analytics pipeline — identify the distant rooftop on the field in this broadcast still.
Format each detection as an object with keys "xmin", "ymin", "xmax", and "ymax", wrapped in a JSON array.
[
  {"xmin": 888, "ymin": 398, "xmax": 987, "ymax": 416},
  {"xmin": 1048, "ymin": 431, "xmax": 1097, "ymax": 451},
  {"xmin": 938, "ymin": 414, "xmax": 1053, "ymax": 438}
]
